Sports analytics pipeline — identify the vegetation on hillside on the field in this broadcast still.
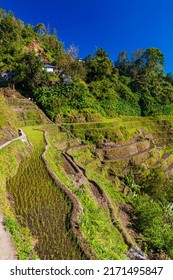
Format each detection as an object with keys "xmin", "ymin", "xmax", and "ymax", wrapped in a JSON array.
[
  {"xmin": 1, "ymin": 9, "xmax": 173, "ymax": 121},
  {"xmin": 66, "ymin": 119, "xmax": 173, "ymax": 259},
  {"xmin": 0, "ymin": 92, "xmax": 18, "ymax": 144},
  {"xmin": 0, "ymin": 9, "xmax": 173, "ymax": 260},
  {"xmin": 45, "ymin": 126, "xmax": 128, "ymax": 259}
]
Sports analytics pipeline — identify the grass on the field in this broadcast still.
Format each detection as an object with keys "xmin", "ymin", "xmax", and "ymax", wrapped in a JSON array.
[
  {"xmin": 0, "ymin": 94, "xmax": 18, "ymax": 143},
  {"xmin": 2, "ymin": 113, "xmax": 173, "ymax": 259},
  {"xmin": 68, "ymin": 147, "xmax": 127, "ymax": 221},
  {"xmin": 62, "ymin": 117, "xmax": 173, "ymax": 146},
  {"xmin": 60, "ymin": 118, "xmax": 173, "ymax": 259}
]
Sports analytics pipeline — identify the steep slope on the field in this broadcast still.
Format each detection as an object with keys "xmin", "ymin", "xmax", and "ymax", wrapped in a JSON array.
[
  {"xmin": 0, "ymin": 91, "xmax": 18, "ymax": 145},
  {"xmin": 0, "ymin": 90, "xmax": 86, "ymax": 260},
  {"xmin": 0, "ymin": 88, "xmax": 52, "ymax": 127},
  {"xmin": 1, "ymin": 90, "xmax": 172, "ymax": 260},
  {"xmin": 0, "ymin": 89, "xmax": 51, "ymax": 259},
  {"xmin": 60, "ymin": 118, "xmax": 173, "ymax": 259}
]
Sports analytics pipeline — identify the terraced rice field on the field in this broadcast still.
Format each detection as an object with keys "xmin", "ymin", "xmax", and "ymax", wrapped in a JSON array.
[
  {"xmin": 5, "ymin": 117, "xmax": 173, "ymax": 260},
  {"xmin": 45, "ymin": 128, "xmax": 130, "ymax": 259},
  {"xmin": 59, "ymin": 119, "xmax": 173, "ymax": 259},
  {"xmin": 7, "ymin": 127, "xmax": 83, "ymax": 260}
]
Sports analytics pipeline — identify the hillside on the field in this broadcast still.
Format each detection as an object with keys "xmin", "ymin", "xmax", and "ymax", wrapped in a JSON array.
[
  {"xmin": 0, "ymin": 89, "xmax": 52, "ymax": 260},
  {"xmin": 0, "ymin": 90, "xmax": 18, "ymax": 145},
  {"xmin": 1, "ymin": 9, "xmax": 173, "ymax": 122},
  {"xmin": 47, "ymin": 118, "xmax": 173, "ymax": 260},
  {"xmin": 0, "ymin": 89, "xmax": 172, "ymax": 260},
  {"xmin": 0, "ymin": 88, "xmax": 51, "ymax": 127},
  {"xmin": 0, "ymin": 9, "xmax": 173, "ymax": 260}
]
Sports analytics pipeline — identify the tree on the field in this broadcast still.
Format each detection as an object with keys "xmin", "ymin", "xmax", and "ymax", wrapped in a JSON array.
[
  {"xmin": 41, "ymin": 33, "xmax": 63, "ymax": 63},
  {"xmin": 131, "ymin": 48, "xmax": 145, "ymax": 77},
  {"xmin": 115, "ymin": 50, "xmax": 129, "ymax": 75},
  {"xmin": 0, "ymin": 11, "xmax": 24, "ymax": 71},
  {"xmin": 67, "ymin": 44, "xmax": 79, "ymax": 60},
  {"xmin": 116, "ymin": 50, "xmax": 128, "ymax": 67},
  {"xmin": 34, "ymin": 23, "xmax": 46, "ymax": 36},
  {"xmin": 86, "ymin": 48, "xmax": 113, "ymax": 82},
  {"xmin": 143, "ymin": 48, "xmax": 164, "ymax": 73},
  {"xmin": 166, "ymin": 73, "xmax": 173, "ymax": 85},
  {"xmin": 0, "ymin": 8, "xmax": 7, "ymax": 21},
  {"xmin": 14, "ymin": 51, "xmax": 45, "ymax": 94}
]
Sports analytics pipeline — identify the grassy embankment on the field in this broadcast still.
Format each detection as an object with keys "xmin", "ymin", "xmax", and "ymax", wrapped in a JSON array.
[
  {"xmin": 63, "ymin": 117, "xmax": 173, "ymax": 259},
  {"xmin": 0, "ymin": 93, "xmax": 38, "ymax": 259},
  {"xmin": 0, "ymin": 94, "xmax": 18, "ymax": 144},
  {"xmin": 45, "ymin": 125, "xmax": 128, "ymax": 260}
]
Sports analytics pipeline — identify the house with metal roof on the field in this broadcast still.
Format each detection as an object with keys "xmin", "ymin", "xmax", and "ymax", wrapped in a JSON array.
[{"xmin": 42, "ymin": 64, "xmax": 56, "ymax": 73}]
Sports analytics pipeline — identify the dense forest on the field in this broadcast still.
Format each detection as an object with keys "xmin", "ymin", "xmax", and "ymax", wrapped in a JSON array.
[{"xmin": 1, "ymin": 9, "xmax": 173, "ymax": 122}]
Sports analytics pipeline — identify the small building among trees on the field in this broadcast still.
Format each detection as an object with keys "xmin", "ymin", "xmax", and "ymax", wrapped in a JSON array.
[{"xmin": 42, "ymin": 64, "xmax": 56, "ymax": 73}]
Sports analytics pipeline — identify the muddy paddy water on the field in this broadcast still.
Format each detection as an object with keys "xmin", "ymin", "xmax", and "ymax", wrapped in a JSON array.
[{"xmin": 7, "ymin": 127, "xmax": 83, "ymax": 259}]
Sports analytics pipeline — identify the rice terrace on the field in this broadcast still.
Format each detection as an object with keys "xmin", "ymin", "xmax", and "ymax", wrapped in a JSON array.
[
  {"xmin": 0, "ymin": 89, "xmax": 173, "ymax": 260},
  {"xmin": 0, "ymin": 8, "xmax": 173, "ymax": 261}
]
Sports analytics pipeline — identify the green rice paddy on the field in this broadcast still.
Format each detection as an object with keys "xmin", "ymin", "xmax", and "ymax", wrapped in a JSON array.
[{"xmin": 7, "ymin": 127, "xmax": 83, "ymax": 260}]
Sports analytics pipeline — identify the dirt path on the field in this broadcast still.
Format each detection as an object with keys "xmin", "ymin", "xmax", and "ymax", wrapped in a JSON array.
[
  {"xmin": 0, "ymin": 129, "xmax": 27, "ymax": 151},
  {"xmin": 102, "ymin": 146, "xmax": 153, "ymax": 162},
  {"xmin": 0, "ymin": 211, "xmax": 17, "ymax": 260}
]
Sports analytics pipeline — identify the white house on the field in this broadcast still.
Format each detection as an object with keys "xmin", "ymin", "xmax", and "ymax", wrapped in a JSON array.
[{"xmin": 42, "ymin": 64, "xmax": 56, "ymax": 73}]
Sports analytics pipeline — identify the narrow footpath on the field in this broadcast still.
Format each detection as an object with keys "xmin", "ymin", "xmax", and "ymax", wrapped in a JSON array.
[
  {"xmin": 0, "ymin": 130, "xmax": 27, "ymax": 151},
  {"xmin": 0, "ymin": 130, "xmax": 27, "ymax": 260}
]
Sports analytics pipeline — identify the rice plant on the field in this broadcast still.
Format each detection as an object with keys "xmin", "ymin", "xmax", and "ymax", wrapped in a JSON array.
[{"xmin": 7, "ymin": 127, "xmax": 83, "ymax": 260}]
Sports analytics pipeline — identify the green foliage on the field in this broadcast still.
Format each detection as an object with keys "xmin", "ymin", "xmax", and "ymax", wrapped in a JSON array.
[
  {"xmin": 132, "ymin": 194, "xmax": 173, "ymax": 256},
  {"xmin": 0, "ymin": 11, "xmax": 24, "ymax": 71},
  {"xmin": 143, "ymin": 48, "xmax": 164, "ymax": 73},
  {"xmin": 86, "ymin": 48, "xmax": 113, "ymax": 82},
  {"xmin": 14, "ymin": 52, "xmax": 44, "ymax": 93},
  {"xmin": 161, "ymin": 104, "xmax": 173, "ymax": 115},
  {"xmin": 100, "ymin": 99, "xmax": 141, "ymax": 117},
  {"xmin": 89, "ymin": 78, "xmax": 118, "ymax": 101},
  {"xmin": 1, "ymin": 9, "xmax": 173, "ymax": 119},
  {"xmin": 0, "ymin": 8, "xmax": 63, "ymax": 91},
  {"xmin": 34, "ymin": 80, "xmax": 101, "ymax": 121},
  {"xmin": 137, "ymin": 167, "xmax": 173, "ymax": 203},
  {"xmin": 41, "ymin": 33, "xmax": 63, "ymax": 62},
  {"xmin": 4, "ymin": 215, "xmax": 38, "ymax": 260}
]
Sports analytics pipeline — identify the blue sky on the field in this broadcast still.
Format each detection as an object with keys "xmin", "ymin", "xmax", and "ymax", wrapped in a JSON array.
[{"xmin": 1, "ymin": 0, "xmax": 173, "ymax": 73}]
